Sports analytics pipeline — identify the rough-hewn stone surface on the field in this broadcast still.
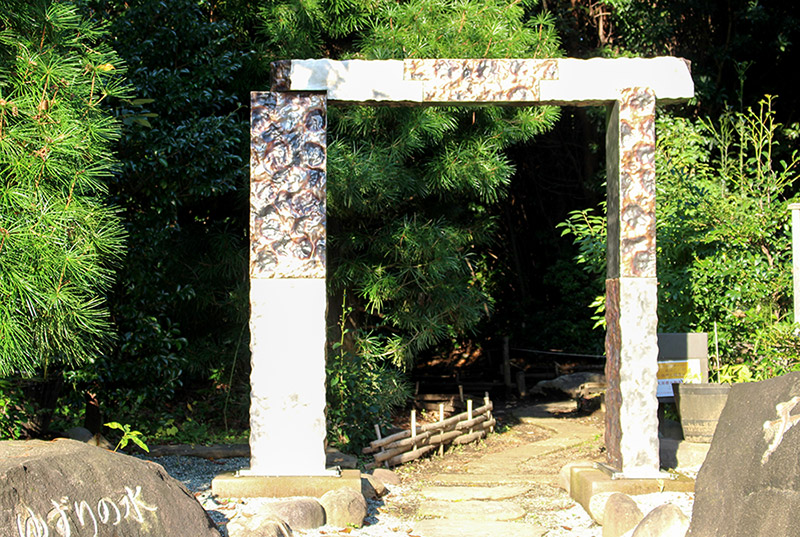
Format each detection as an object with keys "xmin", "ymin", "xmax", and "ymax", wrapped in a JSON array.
[
  {"xmin": 319, "ymin": 488, "xmax": 367, "ymax": 528},
  {"xmin": 257, "ymin": 498, "xmax": 325, "ymax": 530},
  {"xmin": 371, "ymin": 468, "xmax": 401, "ymax": 485},
  {"xmin": 688, "ymin": 372, "xmax": 800, "ymax": 537},
  {"xmin": 0, "ymin": 439, "xmax": 220, "ymax": 536},
  {"xmin": 276, "ymin": 58, "xmax": 694, "ymax": 105},
  {"xmin": 632, "ymin": 503, "xmax": 689, "ymax": 537},
  {"xmin": 533, "ymin": 373, "xmax": 605, "ymax": 399},
  {"xmin": 227, "ymin": 513, "xmax": 292, "ymax": 537},
  {"xmin": 603, "ymin": 493, "xmax": 644, "ymax": 537},
  {"xmin": 361, "ymin": 473, "xmax": 386, "ymax": 500},
  {"xmin": 604, "ymin": 277, "xmax": 660, "ymax": 477}
]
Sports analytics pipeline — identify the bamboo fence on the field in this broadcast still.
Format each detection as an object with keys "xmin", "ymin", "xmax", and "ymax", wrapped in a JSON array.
[{"xmin": 364, "ymin": 393, "xmax": 495, "ymax": 468}]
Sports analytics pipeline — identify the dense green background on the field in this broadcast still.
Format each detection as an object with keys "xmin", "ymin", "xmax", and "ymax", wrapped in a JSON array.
[{"xmin": 1, "ymin": 0, "xmax": 798, "ymax": 451}]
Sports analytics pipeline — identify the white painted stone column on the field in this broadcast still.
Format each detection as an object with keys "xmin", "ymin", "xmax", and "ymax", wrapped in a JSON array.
[
  {"xmin": 248, "ymin": 92, "xmax": 329, "ymax": 476},
  {"xmin": 604, "ymin": 87, "xmax": 661, "ymax": 477}
]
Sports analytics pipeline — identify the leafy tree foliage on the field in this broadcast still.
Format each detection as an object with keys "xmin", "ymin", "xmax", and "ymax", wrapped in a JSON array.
[
  {"xmin": 0, "ymin": 0, "xmax": 127, "ymax": 375},
  {"xmin": 262, "ymin": 0, "xmax": 561, "ymax": 367},
  {"xmin": 64, "ymin": 0, "xmax": 262, "ymax": 427},
  {"xmin": 560, "ymin": 97, "xmax": 800, "ymax": 377}
]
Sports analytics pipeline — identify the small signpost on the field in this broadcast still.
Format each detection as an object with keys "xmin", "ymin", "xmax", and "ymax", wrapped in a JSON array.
[{"xmin": 789, "ymin": 203, "xmax": 800, "ymax": 323}]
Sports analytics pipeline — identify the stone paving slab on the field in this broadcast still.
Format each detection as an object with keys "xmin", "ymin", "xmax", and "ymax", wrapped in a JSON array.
[
  {"xmin": 412, "ymin": 519, "xmax": 547, "ymax": 537},
  {"xmin": 420, "ymin": 485, "xmax": 530, "ymax": 501},
  {"xmin": 417, "ymin": 499, "xmax": 526, "ymax": 521},
  {"xmin": 432, "ymin": 473, "xmax": 554, "ymax": 485}
]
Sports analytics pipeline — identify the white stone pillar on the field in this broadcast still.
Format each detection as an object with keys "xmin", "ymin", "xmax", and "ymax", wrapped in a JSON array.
[
  {"xmin": 248, "ymin": 91, "xmax": 329, "ymax": 476},
  {"xmin": 604, "ymin": 87, "xmax": 661, "ymax": 477}
]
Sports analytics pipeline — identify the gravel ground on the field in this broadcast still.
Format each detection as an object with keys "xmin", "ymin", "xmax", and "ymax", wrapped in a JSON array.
[{"xmin": 144, "ymin": 454, "xmax": 694, "ymax": 537}]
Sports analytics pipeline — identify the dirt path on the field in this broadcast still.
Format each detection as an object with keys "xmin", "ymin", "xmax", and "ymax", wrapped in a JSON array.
[{"xmin": 379, "ymin": 401, "xmax": 607, "ymax": 537}]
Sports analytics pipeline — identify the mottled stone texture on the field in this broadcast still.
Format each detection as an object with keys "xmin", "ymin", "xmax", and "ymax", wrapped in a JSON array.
[
  {"xmin": 248, "ymin": 91, "xmax": 328, "ymax": 476},
  {"xmin": 404, "ymin": 59, "xmax": 557, "ymax": 102},
  {"xmin": 603, "ymin": 87, "xmax": 660, "ymax": 477},
  {"xmin": 249, "ymin": 278, "xmax": 328, "ymax": 476},
  {"xmin": 604, "ymin": 278, "xmax": 623, "ymax": 469},
  {"xmin": 273, "ymin": 58, "xmax": 694, "ymax": 105},
  {"xmin": 250, "ymin": 92, "xmax": 326, "ymax": 279},
  {"xmin": 607, "ymin": 88, "xmax": 656, "ymax": 278},
  {"xmin": 604, "ymin": 277, "xmax": 660, "ymax": 476}
]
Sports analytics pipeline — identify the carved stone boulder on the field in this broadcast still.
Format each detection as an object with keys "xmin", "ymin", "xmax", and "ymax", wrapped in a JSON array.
[
  {"xmin": 0, "ymin": 439, "xmax": 220, "ymax": 536},
  {"xmin": 688, "ymin": 372, "xmax": 800, "ymax": 537}
]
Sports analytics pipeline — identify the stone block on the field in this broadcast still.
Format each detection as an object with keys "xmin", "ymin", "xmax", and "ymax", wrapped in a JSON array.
[
  {"xmin": 361, "ymin": 474, "xmax": 386, "ymax": 500},
  {"xmin": 659, "ymin": 438, "xmax": 710, "ymax": 471},
  {"xmin": 687, "ymin": 372, "xmax": 800, "ymax": 537},
  {"xmin": 604, "ymin": 277, "xmax": 660, "ymax": 477},
  {"xmin": 211, "ymin": 469, "xmax": 361, "ymax": 499},
  {"xmin": 370, "ymin": 468, "xmax": 401, "ymax": 485},
  {"xmin": 412, "ymin": 519, "xmax": 547, "ymax": 537},
  {"xmin": 569, "ymin": 466, "xmax": 693, "ymax": 518},
  {"xmin": 558, "ymin": 461, "xmax": 596, "ymax": 494},
  {"xmin": 417, "ymin": 500, "xmax": 526, "ymax": 521},
  {"xmin": 227, "ymin": 514, "xmax": 292, "ymax": 537},
  {"xmin": 275, "ymin": 58, "xmax": 693, "ymax": 105},
  {"xmin": 256, "ymin": 498, "xmax": 325, "ymax": 530}
]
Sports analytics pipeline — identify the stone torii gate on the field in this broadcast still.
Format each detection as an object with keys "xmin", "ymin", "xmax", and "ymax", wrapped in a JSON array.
[{"xmin": 245, "ymin": 58, "xmax": 693, "ymax": 481}]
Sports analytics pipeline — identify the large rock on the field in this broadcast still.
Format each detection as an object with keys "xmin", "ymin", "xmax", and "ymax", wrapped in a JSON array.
[
  {"xmin": 0, "ymin": 439, "xmax": 220, "ymax": 536},
  {"xmin": 371, "ymin": 468, "xmax": 400, "ymax": 485},
  {"xmin": 603, "ymin": 493, "xmax": 643, "ymax": 537},
  {"xmin": 632, "ymin": 503, "xmax": 688, "ymax": 537},
  {"xmin": 532, "ymin": 372, "xmax": 605, "ymax": 399},
  {"xmin": 688, "ymin": 372, "xmax": 800, "ymax": 537},
  {"xmin": 319, "ymin": 488, "xmax": 367, "ymax": 528},
  {"xmin": 326, "ymin": 448, "xmax": 358, "ymax": 469},
  {"xmin": 257, "ymin": 498, "xmax": 325, "ymax": 530},
  {"xmin": 227, "ymin": 513, "xmax": 292, "ymax": 537},
  {"xmin": 361, "ymin": 473, "xmax": 387, "ymax": 500}
]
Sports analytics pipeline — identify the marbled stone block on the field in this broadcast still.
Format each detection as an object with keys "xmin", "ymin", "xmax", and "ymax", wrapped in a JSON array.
[
  {"xmin": 271, "ymin": 58, "xmax": 694, "ymax": 106},
  {"xmin": 404, "ymin": 58, "xmax": 557, "ymax": 102},
  {"xmin": 250, "ymin": 92, "xmax": 327, "ymax": 279},
  {"xmin": 607, "ymin": 88, "xmax": 657, "ymax": 279}
]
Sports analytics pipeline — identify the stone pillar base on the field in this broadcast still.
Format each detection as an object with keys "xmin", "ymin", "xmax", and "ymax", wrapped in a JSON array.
[
  {"xmin": 568, "ymin": 465, "xmax": 694, "ymax": 520},
  {"xmin": 211, "ymin": 469, "xmax": 361, "ymax": 498}
]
